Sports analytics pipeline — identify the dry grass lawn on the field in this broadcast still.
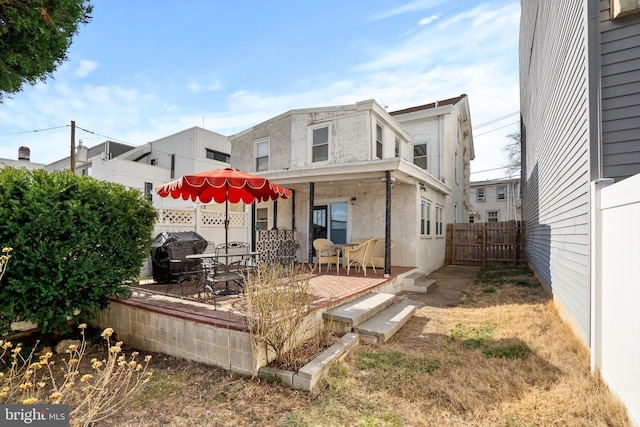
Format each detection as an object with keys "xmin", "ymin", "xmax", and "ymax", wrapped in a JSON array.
[{"xmin": 99, "ymin": 265, "xmax": 630, "ymax": 426}]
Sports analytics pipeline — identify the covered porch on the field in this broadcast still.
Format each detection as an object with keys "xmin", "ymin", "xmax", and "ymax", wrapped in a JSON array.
[{"xmin": 252, "ymin": 157, "xmax": 450, "ymax": 277}]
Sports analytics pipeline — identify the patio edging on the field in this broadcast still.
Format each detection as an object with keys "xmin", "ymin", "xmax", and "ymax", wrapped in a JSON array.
[{"xmin": 257, "ymin": 332, "xmax": 360, "ymax": 391}]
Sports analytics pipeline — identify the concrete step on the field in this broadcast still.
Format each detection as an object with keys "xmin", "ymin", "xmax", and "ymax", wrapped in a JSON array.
[
  {"xmin": 323, "ymin": 292, "xmax": 396, "ymax": 328},
  {"xmin": 354, "ymin": 303, "xmax": 417, "ymax": 344},
  {"xmin": 402, "ymin": 272, "xmax": 436, "ymax": 293}
]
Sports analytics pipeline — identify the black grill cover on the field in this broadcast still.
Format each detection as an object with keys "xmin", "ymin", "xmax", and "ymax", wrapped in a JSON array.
[{"xmin": 150, "ymin": 231, "xmax": 208, "ymax": 283}]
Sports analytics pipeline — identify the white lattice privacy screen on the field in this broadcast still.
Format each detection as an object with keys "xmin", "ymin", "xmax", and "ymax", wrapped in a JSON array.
[{"xmin": 153, "ymin": 207, "xmax": 248, "ymax": 249}]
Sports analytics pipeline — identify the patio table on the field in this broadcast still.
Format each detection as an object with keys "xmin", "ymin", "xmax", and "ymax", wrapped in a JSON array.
[
  {"xmin": 327, "ymin": 243, "xmax": 357, "ymax": 275},
  {"xmin": 186, "ymin": 251, "xmax": 262, "ymax": 296}
]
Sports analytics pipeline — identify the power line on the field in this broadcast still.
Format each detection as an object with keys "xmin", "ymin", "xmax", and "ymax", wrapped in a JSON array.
[
  {"xmin": 0, "ymin": 124, "xmax": 69, "ymax": 137},
  {"xmin": 470, "ymin": 166, "xmax": 509, "ymax": 174},
  {"xmin": 472, "ymin": 111, "xmax": 519, "ymax": 129},
  {"xmin": 473, "ymin": 121, "xmax": 520, "ymax": 137},
  {"xmin": 74, "ymin": 125, "xmax": 131, "ymax": 145}
]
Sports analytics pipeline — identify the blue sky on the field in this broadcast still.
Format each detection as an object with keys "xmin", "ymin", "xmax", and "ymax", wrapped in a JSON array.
[{"xmin": 0, "ymin": 0, "xmax": 521, "ymax": 180}]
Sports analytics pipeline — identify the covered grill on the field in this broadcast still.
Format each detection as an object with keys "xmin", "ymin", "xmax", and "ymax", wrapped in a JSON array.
[{"xmin": 150, "ymin": 231, "xmax": 208, "ymax": 283}]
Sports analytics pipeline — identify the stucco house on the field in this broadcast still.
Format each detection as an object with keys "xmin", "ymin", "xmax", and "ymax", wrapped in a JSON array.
[
  {"xmin": 520, "ymin": 0, "xmax": 640, "ymax": 423},
  {"xmin": 229, "ymin": 95, "xmax": 474, "ymax": 276},
  {"xmin": 469, "ymin": 178, "xmax": 521, "ymax": 223}
]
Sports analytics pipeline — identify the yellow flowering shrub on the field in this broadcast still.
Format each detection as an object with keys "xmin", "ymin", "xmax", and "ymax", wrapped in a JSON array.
[{"xmin": 0, "ymin": 324, "xmax": 152, "ymax": 427}]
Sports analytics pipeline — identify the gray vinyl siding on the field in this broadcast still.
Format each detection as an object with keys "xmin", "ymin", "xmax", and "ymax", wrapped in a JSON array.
[
  {"xmin": 520, "ymin": 0, "xmax": 592, "ymax": 344},
  {"xmin": 600, "ymin": 0, "xmax": 640, "ymax": 181}
]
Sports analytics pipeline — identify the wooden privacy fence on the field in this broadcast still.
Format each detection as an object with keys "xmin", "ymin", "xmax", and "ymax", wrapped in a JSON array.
[{"xmin": 445, "ymin": 221, "xmax": 526, "ymax": 266}]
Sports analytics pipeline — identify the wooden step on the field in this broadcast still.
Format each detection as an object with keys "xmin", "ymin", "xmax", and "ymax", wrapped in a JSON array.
[
  {"xmin": 323, "ymin": 292, "xmax": 396, "ymax": 328},
  {"xmin": 354, "ymin": 303, "xmax": 417, "ymax": 344}
]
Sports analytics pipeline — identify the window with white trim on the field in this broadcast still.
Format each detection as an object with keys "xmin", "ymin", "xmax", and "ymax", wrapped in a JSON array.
[
  {"xmin": 487, "ymin": 211, "xmax": 499, "ymax": 222},
  {"xmin": 311, "ymin": 126, "xmax": 329, "ymax": 163},
  {"xmin": 376, "ymin": 124, "xmax": 383, "ymax": 159},
  {"xmin": 476, "ymin": 187, "xmax": 485, "ymax": 202},
  {"xmin": 255, "ymin": 139, "xmax": 270, "ymax": 172},
  {"xmin": 413, "ymin": 141, "xmax": 427, "ymax": 170},
  {"xmin": 256, "ymin": 207, "xmax": 268, "ymax": 231},
  {"xmin": 497, "ymin": 186, "xmax": 506, "ymax": 201},
  {"xmin": 421, "ymin": 199, "xmax": 432, "ymax": 236},
  {"xmin": 435, "ymin": 206, "xmax": 443, "ymax": 235},
  {"xmin": 395, "ymin": 137, "xmax": 401, "ymax": 158}
]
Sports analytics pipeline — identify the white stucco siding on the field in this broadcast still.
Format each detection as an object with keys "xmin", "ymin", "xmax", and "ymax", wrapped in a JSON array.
[
  {"xmin": 395, "ymin": 117, "xmax": 440, "ymax": 177},
  {"xmin": 416, "ymin": 187, "xmax": 447, "ymax": 273},
  {"xmin": 330, "ymin": 114, "xmax": 371, "ymax": 163},
  {"xmin": 229, "ymin": 115, "xmax": 293, "ymax": 173}
]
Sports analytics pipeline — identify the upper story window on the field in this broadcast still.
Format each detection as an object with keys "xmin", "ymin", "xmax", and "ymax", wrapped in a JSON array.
[
  {"xmin": 311, "ymin": 126, "xmax": 329, "ymax": 163},
  {"xmin": 476, "ymin": 187, "xmax": 486, "ymax": 202},
  {"xmin": 205, "ymin": 149, "xmax": 230, "ymax": 163},
  {"xmin": 256, "ymin": 139, "xmax": 270, "ymax": 172},
  {"xmin": 376, "ymin": 124, "xmax": 383, "ymax": 159},
  {"xmin": 413, "ymin": 141, "xmax": 427, "ymax": 170},
  {"xmin": 395, "ymin": 137, "xmax": 401, "ymax": 158},
  {"xmin": 497, "ymin": 186, "xmax": 506, "ymax": 201}
]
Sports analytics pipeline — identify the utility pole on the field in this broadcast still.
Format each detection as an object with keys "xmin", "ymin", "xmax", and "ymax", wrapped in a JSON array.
[{"xmin": 70, "ymin": 120, "xmax": 76, "ymax": 172}]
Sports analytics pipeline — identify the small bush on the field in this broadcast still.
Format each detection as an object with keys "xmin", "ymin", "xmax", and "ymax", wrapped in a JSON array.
[
  {"xmin": 245, "ymin": 263, "xmax": 317, "ymax": 371},
  {"xmin": 0, "ymin": 168, "xmax": 157, "ymax": 334}
]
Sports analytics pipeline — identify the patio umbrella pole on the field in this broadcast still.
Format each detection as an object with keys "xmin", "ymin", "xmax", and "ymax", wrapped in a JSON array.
[{"xmin": 225, "ymin": 183, "xmax": 229, "ymax": 255}]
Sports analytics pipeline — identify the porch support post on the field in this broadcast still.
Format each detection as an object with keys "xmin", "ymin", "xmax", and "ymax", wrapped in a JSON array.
[
  {"xmin": 308, "ymin": 182, "xmax": 315, "ymax": 263},
  {"xmin": 272, "ymin": 200, "xmax": 278, "ymax": 230},
  {"xmin": 384, "ymin": 171, "xmax": 392, "ymax": 278},
  {"xmin": 251, "ymin": 201, "xmax": 256, "ymax": 252},
  {"xmin": 291, "ymin": 189, "xmax": 296, "ymax": 231}
]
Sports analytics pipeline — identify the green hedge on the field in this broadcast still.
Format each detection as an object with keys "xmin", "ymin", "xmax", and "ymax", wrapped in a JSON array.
[{"xmin": 0, "ymin": 168, "xmax": 157, "ymax": 334}]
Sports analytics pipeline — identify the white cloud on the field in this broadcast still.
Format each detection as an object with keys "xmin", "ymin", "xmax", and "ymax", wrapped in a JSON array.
[
  {"xmin": 187, "ymin": 79, "xmax": 223, "ymax": 92},
  {"xmin": 75, "ymin": 60, "xmax": 99, "ymax": 78},
  {"xmin": 370, "ymin": 0, "xmax": 445, "ymax": 21},
  {"xmin": 418, "ymin": 14, "xmax": 441, "ymax": 26}
]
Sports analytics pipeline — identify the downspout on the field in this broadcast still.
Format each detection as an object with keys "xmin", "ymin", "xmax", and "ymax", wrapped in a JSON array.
[{"xmin": 438, "ymin": 116, "xmax": 444, "ymax": 180}]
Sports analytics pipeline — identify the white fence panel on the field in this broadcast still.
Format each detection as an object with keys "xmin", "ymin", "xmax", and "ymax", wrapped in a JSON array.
[
  {"xmin": 141, "ymin": 206, "xmax": 250, "ymax": 277},
  {"xmin": 598, "ymin": 174, "xmax": 640, "ymax": 426}
]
